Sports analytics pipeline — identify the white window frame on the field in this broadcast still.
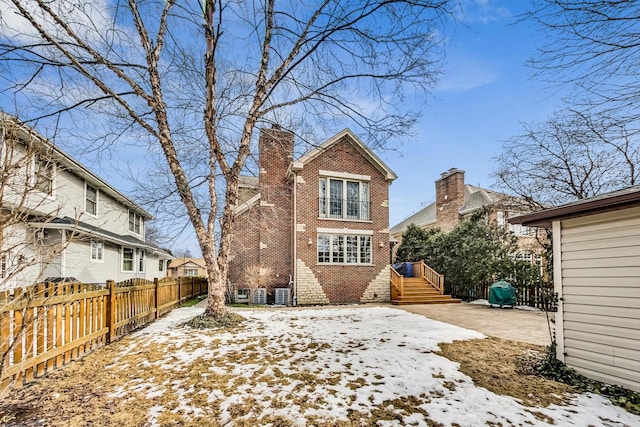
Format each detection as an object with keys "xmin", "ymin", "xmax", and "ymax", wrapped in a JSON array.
[
  {"xmin": 85, "ymin": 183, "xmax": 98, "ymax": 216},
  {"xmin": 138, "ymin": 249, "xmax": 145, "ymax": 272},
  {"xmin": 122, "ymin": 247, "xmax": 134, "ymax": 272},
  {"xmin": 317, "ymin": 233, "xmax": 372, "ymax": 265},
  {"xmin": 159, "ymin": 259, "xmax": 164, "ymax": 272},
  {"xmin": 506, "ymin": 211, "xmax": 533, "ymax": 237},
  {"xmin": 236, "ymin": 288, "xmax": 249, "ymax": 302},
  {"xmin": 0, "ymin": 253, "xmax": 6, "ymax": 279},
  {"xmin": 32, "ymin": 154, "xmax": 56, "ymax": 197},
  {"xmin": 128, "ymin": 211, "xmax": 142, "ymax": 235},
  {"xmin": 184, "ymin": 268, "xmax": 198, "ymax": 276},
  {"xmin": 90, "ymin": 240, "xmax": 104, "ymax": 263},
  {"xmin": 319, "ymin": 174, "xmax": 370, "ymax": 221}
]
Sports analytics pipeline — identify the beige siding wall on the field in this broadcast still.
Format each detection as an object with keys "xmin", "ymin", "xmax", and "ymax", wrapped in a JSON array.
[{"xmin": 559, "ymin": 206, "xmax": 640, "ymax": 392}]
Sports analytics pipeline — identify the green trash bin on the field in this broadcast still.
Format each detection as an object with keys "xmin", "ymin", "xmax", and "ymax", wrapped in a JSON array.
[{"xmin": 488, "ymin": 279, "xmax": 516, "ymax": 307}]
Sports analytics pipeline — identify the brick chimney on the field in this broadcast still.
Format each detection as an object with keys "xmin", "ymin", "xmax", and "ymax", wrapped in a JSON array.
[
  {"xmin": 258, "ymin": 126, "xmax": 294, "ymax": 288},
  {"xmin": 435, "ymin": 168, "xmax": 465, "ymax": 232}
]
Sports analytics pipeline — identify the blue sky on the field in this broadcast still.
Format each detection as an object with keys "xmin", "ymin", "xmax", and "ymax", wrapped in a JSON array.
[
  {"xmin": 1, "ymin": 1, "xmax": 568, "ymax": 254},
  {"xmin": 384, "ymin": 1, "xmax": 566, "ymax": 227}
]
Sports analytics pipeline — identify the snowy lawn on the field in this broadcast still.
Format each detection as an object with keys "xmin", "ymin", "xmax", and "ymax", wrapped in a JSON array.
[{"xmin": 3, "ymin": 305, "xmax": 639, "ymax": 426}]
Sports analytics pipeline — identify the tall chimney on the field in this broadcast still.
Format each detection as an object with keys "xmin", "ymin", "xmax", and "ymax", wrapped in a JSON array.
[
  {"xmin": 435, "ymin": 168, "xmax": 465, "ymax": 232},
  {"xmin": 258, "ymin": 126, "xmax": 294, "ymax": 289}
]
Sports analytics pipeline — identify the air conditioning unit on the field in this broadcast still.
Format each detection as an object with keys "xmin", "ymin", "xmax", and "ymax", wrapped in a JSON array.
[
  {"xmin": 253, "ymin": 288, "xmax": 267, "ymax": 305},
  {"xmin": 274, "ymin": 288, "xmax": 290, "ymax": 306}
]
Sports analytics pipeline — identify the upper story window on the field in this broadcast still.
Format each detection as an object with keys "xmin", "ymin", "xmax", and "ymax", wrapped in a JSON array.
[
  {"xmin": 90, "ymin": 240, "xmax": 104, "ymax": 262},
  {"xmin": 497, "ymin": 210, "xmax": 534, "ymax": 237},
  {"xmin": 34, "ymin": 155, "xmax": 54, "ymax": 195},
  {"xmin": 128, "ymin": 211, "xmax": 142, "ymax": 235},
  {"xmin": 319, "ymin": 177, "xmax": 370, "ymax": 221},
  {"xmin": 159, "ymin": 259, "xmax": 164, "ymax": 272},
  {"xmin": 184, "ymin": 268, "xmax": 198, "ymax": 276},
  {"xmin": 85, "ymin": 184, "xmax": 98, "ymax": 215},
  {"xmin": 0, "ymin": 254, "xmax": 6, "ymax": 279}
]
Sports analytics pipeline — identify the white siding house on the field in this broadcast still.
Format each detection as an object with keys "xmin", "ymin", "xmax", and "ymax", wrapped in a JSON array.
[
  {"xmin": 1, "ymin": 114, "xmax": 172, "ymax": 288},
  {"xmin": 510, "ymin": 186, "xmax": 640, "ymax": 392}
]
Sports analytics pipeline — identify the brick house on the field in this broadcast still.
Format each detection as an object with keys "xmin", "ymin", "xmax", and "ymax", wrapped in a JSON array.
[
  {"xmin": 228, "ymin": 127, "xmax": 397, "ymax": 305},
  {"xmin": 390, "ymin": 168, "xmax": 544, "ymax": 263}
]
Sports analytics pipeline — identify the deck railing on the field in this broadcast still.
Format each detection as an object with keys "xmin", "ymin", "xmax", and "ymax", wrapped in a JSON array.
[
  {"xmin": 410, "ymin": 261, "xmax": 445, "ymax": 295},
  {"xmin": 390, "ymin": 261, "xmax": 444, "ymax": 298},
  {"xmin": 390, "ymin": 267, "xmax": 404, "ymax": 300}
]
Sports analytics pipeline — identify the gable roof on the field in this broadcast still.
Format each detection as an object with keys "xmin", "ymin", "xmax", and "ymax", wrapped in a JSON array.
[
  {"xmin": 291, "ymin": 128, "xmax": 397, "ymax": 181},
  {"xmin": 509, "ymin": 184, "xmax": 640, "ymax": 228},
  {"xmin": 390, "ymin": 203, "xmax": 436, "ymax": 236},
  {"xmin": 168, "ymin": 258, "xmax": 206, "ymax": 269},
  {"xmin": 1, "ymin": 114, "xmax": 152, "ymax": 219},
  {"xmin": 390, "ymin": 184, "xmax": 515, "ymax": 236}
]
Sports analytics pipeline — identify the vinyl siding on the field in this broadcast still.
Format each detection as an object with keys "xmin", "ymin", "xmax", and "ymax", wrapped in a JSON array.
[{"xmin": 559, "ymin": 206, "xmax": 640, "ymax": 392}]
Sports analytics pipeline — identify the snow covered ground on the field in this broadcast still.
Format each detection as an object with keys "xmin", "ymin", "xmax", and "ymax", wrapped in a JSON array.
[{"xmin": 107, "ymin": 305, "xmax": 639, "ymax": 426}]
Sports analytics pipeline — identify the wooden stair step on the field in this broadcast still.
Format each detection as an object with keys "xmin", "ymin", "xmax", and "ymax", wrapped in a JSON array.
[{"xmin": 392, "ymin": 298, "xmax": 462, "ymax": 305}]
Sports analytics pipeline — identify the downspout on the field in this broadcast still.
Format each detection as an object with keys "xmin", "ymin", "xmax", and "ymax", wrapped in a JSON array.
[{"xmin": 292, "ymin": 170, "xmax": 298, "ymax": 305}]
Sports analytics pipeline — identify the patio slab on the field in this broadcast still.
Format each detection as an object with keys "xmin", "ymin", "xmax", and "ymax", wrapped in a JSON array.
[{"xmin": 392, "ymin": 302, "xmax": 554, "ymax": 346}]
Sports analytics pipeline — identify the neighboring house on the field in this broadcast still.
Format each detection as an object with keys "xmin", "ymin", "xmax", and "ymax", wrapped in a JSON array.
[
  {"xmin": 390, "ymin": 168, "xmax": 544, "ymax": 263},
  {"xmin": 0, "ymin": 114, "xmax": 172, "ymax": 288},
  {"xmin": 509, "ymin": 185, "xmax": 640, "ymax": 393},
  {"xmin": 167, "ymin": 258, "xmax": 207, "ymax": 277},
  {"xmin": 229, "ymin": 126, "xmax": 397, "ymax": 305}
]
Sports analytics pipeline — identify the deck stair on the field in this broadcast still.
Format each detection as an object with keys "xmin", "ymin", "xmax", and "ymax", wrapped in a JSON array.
[{"xmin": 391, "ymin": 261, "xmax": 461, "ymax": 305}]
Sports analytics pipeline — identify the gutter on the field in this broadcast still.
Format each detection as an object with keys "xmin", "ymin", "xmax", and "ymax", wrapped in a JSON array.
[{"xmin": 28, "ymin": 221, "xmax": 172, "ymax": 257}]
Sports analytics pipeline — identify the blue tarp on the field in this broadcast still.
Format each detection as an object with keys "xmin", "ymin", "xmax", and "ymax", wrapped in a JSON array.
[{"xmin": 392, "ymin": 262, "xmax": 413, "ymax": 277}]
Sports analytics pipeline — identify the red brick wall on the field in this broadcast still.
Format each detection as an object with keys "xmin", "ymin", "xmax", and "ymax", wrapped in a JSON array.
[
  {"xmin": 435, "ymin": 168, "xmax": 465, "ymax": 232},
  {"xmin": 295, "ymin": 136, "xmax": 391, "ymax": 304},
  {"xmin": 228, "ymin": 203, "xmax": 261, "ymax": 288}
]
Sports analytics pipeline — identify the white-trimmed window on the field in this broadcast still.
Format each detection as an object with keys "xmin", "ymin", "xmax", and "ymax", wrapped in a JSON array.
[
  {"xmin": 90, "ymin": 240, "xmax": 104, "ymax": 262},
  {"xmin": 318, "ymin": 234, "xmax": 371, "ymax": 264},
  {"xmin": 138, "ymin": 249, "xmax": 145, "ymax": 272},
  {"xmin": 0, "ymin": 254, "xmax": 6, "ymax": 279},
  {"xmin": 319, "ymin": 177, "xmax": 370, "ymax": 220},
  {"xmin": 500, "ymin": 211, "xmax": 533, "ymax": 237},
  {"xmin": 184, "ymin": 268, "xmax": 198, "ymax": 276},
  {"xmin": 511, "ymin": 252, "xmax": 533, "ymax": 263},
  {"xmin": 85, "ymin": 184, "xmax": 98, "ymax": 215},
  {"xmin": 236, "ymin": 288, "xmax": 249, "ymax": 301},
  {"xmin": 128, "ymin": 211, "xmax": 142, "ymax": 235},
  {"xmin": 34, "ymin": 155, "xmax": 55, "ymax": 195},
  {"xmin": 122, "ymin": 247, "xmax": 134, "ymax": 272},
  {"xmin": 159, "ymin": 259, "xmax": 164, "ymax": 272}
]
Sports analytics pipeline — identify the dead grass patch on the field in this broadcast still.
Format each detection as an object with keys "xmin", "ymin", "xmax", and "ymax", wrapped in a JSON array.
[{"xmin": 437, "ymin": 337, "xmax": 574, "ymax": 407}]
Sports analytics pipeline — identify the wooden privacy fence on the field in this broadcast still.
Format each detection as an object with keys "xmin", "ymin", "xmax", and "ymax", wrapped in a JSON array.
[
  {"xmin": 449, "ymin": 282, "xmax": 556, "ymax": 311},
  {"xmin": 0, "ymin": 276, "xmax": 207, "ymax": 393}
]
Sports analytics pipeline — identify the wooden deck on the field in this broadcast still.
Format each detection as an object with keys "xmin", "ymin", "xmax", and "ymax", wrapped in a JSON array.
[{"xmin": 391, "ymin": 262, "xmax": 461, "ymax": 305}]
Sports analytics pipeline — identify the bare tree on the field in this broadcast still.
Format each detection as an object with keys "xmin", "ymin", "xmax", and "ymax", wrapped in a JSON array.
[
  {"xmin": 526, "ymin": 0, "xmax": 640, "ymax": 120},
  {"xmin": 493, "ymin": 109, "xmax": 640, "ymax": 208},
  {"xmin": 242, "ymin": 264, "xmax": 271, "ymax": 306},
  {"xmin": 0, "ymin": 0, "xmax": 452, "ymax": 317}
]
